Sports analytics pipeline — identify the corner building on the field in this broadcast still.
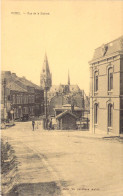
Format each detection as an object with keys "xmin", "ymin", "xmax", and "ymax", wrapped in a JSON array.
[{"xmin": 89, "ymin": 36, "xmax": 123, "ymax": 135}]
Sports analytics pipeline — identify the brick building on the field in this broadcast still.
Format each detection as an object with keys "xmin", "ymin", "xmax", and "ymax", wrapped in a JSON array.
[
  {"xmin": 89, "ymin": 36, "xmax": 123, "ymax": 135},
  {"xmin": 1, "ymin": 71, "xmax": 44, "ymax": 120}
]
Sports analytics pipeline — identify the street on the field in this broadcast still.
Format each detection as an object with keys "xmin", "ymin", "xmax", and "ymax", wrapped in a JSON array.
[{"xmin": 1, "ymin": 121, "xmax": 123, "ymax": 196}]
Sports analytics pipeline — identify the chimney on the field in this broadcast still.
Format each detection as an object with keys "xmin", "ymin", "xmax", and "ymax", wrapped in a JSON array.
[
  {"xmin": 2, "ymin": 71, "xmax": 11, "ymax": 77},
  {"xmin": 12, "ymin": 73, "xmax": 16, "ymax": 77}
]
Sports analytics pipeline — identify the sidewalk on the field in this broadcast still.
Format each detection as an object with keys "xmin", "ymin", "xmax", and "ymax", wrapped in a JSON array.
[
  {"xmin": 0, "ymin": 121, "xmax": 15, "ymax": 129},
  {"xmin": 72, "ymin": 129, "xmax": 123, "ymax": 141}
]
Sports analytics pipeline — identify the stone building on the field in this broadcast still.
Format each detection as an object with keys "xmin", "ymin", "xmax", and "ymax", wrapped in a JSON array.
[
  {"xmin": 1, "ymin": 71, "xmax": 44, "ymax": 120},
  {"xmin": 89, "ymin": 36, "xmax": 123, "ymax": 135}
]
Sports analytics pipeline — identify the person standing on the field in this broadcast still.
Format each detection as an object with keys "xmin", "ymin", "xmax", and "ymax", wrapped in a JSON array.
[{"xmin": 32, "ymin": 120, "xmax": 35, "ymax": 131}]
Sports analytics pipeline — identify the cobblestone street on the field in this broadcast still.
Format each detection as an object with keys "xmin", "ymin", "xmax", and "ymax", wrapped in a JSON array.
[{"xmin": 1, "ymin": 122, "xmax": 123, "ymax": 196}]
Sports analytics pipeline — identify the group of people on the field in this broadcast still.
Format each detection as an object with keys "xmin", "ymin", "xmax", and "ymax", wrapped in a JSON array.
[{"xmin": 32, "ymin": 118, "xmax": 52, "ymax": 131}]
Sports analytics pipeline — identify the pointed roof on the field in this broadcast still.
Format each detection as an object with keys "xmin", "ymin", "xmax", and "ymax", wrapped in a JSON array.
[
  {"xmin": 42, "ymin": 53, "xmax": 51, "ymax": 75},
  {"xmin": 89, "ymin": 35, "xmax": 123, "ymax": 63},
  {"xmin": 56, "ymin": 110, "xmax": 77, "ymax": 119},
  {"xmin": 6, "ymin": 81, "xmax": 27, "ymax": 92}
]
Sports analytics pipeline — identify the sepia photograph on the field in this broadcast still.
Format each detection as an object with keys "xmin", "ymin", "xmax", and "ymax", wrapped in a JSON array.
[{"xmin": 1, "ymin": 0, "xmax": 123, "ymax": 195}]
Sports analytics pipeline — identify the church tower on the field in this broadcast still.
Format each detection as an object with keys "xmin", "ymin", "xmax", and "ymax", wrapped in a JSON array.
[{"xmin": 40, "ymin": 53, "xmax": 52, "ymax": 90}]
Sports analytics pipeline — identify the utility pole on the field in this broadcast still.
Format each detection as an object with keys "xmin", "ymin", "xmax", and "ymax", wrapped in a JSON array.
[
  {"xmin": 45, "ymin": 87, "xmax": 48, "ymax": 129},
  {"xmin": 44, "ymin": 79, "xmax": 48, "ymax": 129},
  {"xmin": 2, "ymin": 78, "xmax": 7, "ymax": 119},
  {"xmin": 3, "ymin": 79, "xmax": 6, "ymax": 108}
]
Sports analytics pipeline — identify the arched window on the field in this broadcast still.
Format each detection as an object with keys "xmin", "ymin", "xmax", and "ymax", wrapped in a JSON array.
[
  {"xmin": 94, "ymin": 103, "xmax": 98, "ymax": 124},
  {"xmin": 94, "ymin": 71, "xmax": 98, "ymax": 92},
  {"xmin": 108, "ymin": 68, "xmax": 113, "ymax": 91},
  {"xmin": 108, "ymin": 104, "xmax": 113, "ymax": 127}
]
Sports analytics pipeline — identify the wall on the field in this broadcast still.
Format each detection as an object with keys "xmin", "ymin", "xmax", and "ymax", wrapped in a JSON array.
[
  {"xmin": 90, "ymin": 55, "xmax": 121, "ymax": 135},
  {"xmin": 59, "ymin": 114, "xmax": 76, "ymax": 130}
]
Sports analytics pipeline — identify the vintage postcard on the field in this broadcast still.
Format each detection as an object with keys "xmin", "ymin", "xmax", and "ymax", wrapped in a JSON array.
[{"xmin": 1, "ymin": 0, "xmax": 123, "ymax": 196}]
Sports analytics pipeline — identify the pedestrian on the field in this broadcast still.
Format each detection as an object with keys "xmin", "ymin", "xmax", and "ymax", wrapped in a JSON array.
[{"xmin": 32, "ymin": 120, "xmax": 35, "ymax": 131}]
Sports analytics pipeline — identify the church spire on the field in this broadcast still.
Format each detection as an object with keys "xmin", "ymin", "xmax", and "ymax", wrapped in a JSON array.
[
  {"xmin": 68, "ymin": 69, "xmax": 70, "ymax": 85},
  {"xmin": 40, "ymin": 53, "xmax": 52, "ymax": 90},
  {"xmin": 43, "ymin": 52, "xmax": 50, "ymax": 75}
]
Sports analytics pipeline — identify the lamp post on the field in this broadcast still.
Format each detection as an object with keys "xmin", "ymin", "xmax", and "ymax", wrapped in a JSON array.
[
  {"xmin": 44, "ymin": 80, "xmax": 48, "ymax": 129},
  {"xmin": 10, "ymin": 109, "xmax": 14, "ymax": 124},
  {"xmin": 2, "ymin": 78, "xmax": 7, "ymax": 120}
]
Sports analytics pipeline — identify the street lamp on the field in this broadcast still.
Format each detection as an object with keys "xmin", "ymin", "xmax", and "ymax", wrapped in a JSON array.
[
  {"xmin": 2, "ymin": 78, "xmax": 7, "ymax": 120},
  {"xmin": 10, "ymin": 109, "xmax": 14, "ymax": 123},
  {"xmin": 44, "ymin": 79, "xmax": 48, "ymax": 129}
]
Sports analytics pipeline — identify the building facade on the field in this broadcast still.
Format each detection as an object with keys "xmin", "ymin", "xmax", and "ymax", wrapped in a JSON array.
[
  {"xmin": 89, "ymin": 36, "xmax": 123, "ymax": 135},
  {"xmin": 1, "ymin": 71, "xmax": 44, "ymax": 120}
]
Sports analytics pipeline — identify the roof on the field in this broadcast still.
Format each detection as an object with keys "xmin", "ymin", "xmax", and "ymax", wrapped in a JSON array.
[
  {"xmin": 69, "ymin": 85, "xmax": 80, "ymax": 92},
  {"xmin": 2, "ymin": 71, "xmax": 41, "ymax": 92},
  {"xmin": 19, "ymin": 77, "xmax": 41, "ymax": 89},
  {"xmin": 55, "ymin": 104, "xmax": 83, "ymax": 111},
  {"xmin": 41, "ymin": 53, "xmax": 51, "ymax": 76},
  {"xmin": 49, "ymin": 85, "xmax": 65, "ymax": 92},
  {"xmin": 6, "ymin": 81, "xmax": 27, "ymax": 92},
  {"xmin": 49, "ymin": 84, "xmax": 81, "ymax": 93},
  {"xmin": 90, "ymin": 36, "xmax": 123, "ymax": 63},
  {"xmin": 56, "ymin": 110, "xmax": 77, "ymax": 119}
]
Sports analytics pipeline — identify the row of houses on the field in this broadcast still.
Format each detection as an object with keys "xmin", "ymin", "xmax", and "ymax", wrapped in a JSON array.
[{"xmin": 1, "ymin": 71, "xmax": 44, "ymax": 121}]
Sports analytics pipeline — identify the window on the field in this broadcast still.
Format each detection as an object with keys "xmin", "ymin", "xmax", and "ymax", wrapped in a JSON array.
[
  {"xmin": 17, "ymin": 95, "xmax": 19, "ymax": 104},
  {"xmin": 29, "ymin": 95, "xmax": 31, "ymax": 103},
  {"xmin": 13, "ymin": 95, "xmax": 16, "ymax": 104},
  {"xmin": 108, "ymin": 104, "xmax": 113, "ymax": 127},
  {"xmin": 26, "ymin": 95, "xmax": 28, "ymax": 103},
  {"xmin": 94, "ymin": 103, "xmax": 98, "ymax": 124},
  {"xmin": 18, "ymin": 95, "xmax": 21, "ymax": 104},
  {"xmin": 20, "ymin": 95, "xmax": 23, "ymax": 104},
  {"xmin": 108, "ymin": 68, "xmax": 113, "ymax": 91},
  {"xmin": 24, "ymin": 95, "xmax": 26, "ymax": 104},
  {"xmin": 94, "ymin": 71, "xmax": 98, "ymax": 92},
  {"xmin": 32, "ymin": 95, "xmax": 35, "ymax": 103}
]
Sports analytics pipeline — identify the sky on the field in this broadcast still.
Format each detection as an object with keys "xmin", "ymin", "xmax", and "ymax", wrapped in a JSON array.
[{"xmin": 1, "ymin": 0, "xmax": 123, "ymax": 95}]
